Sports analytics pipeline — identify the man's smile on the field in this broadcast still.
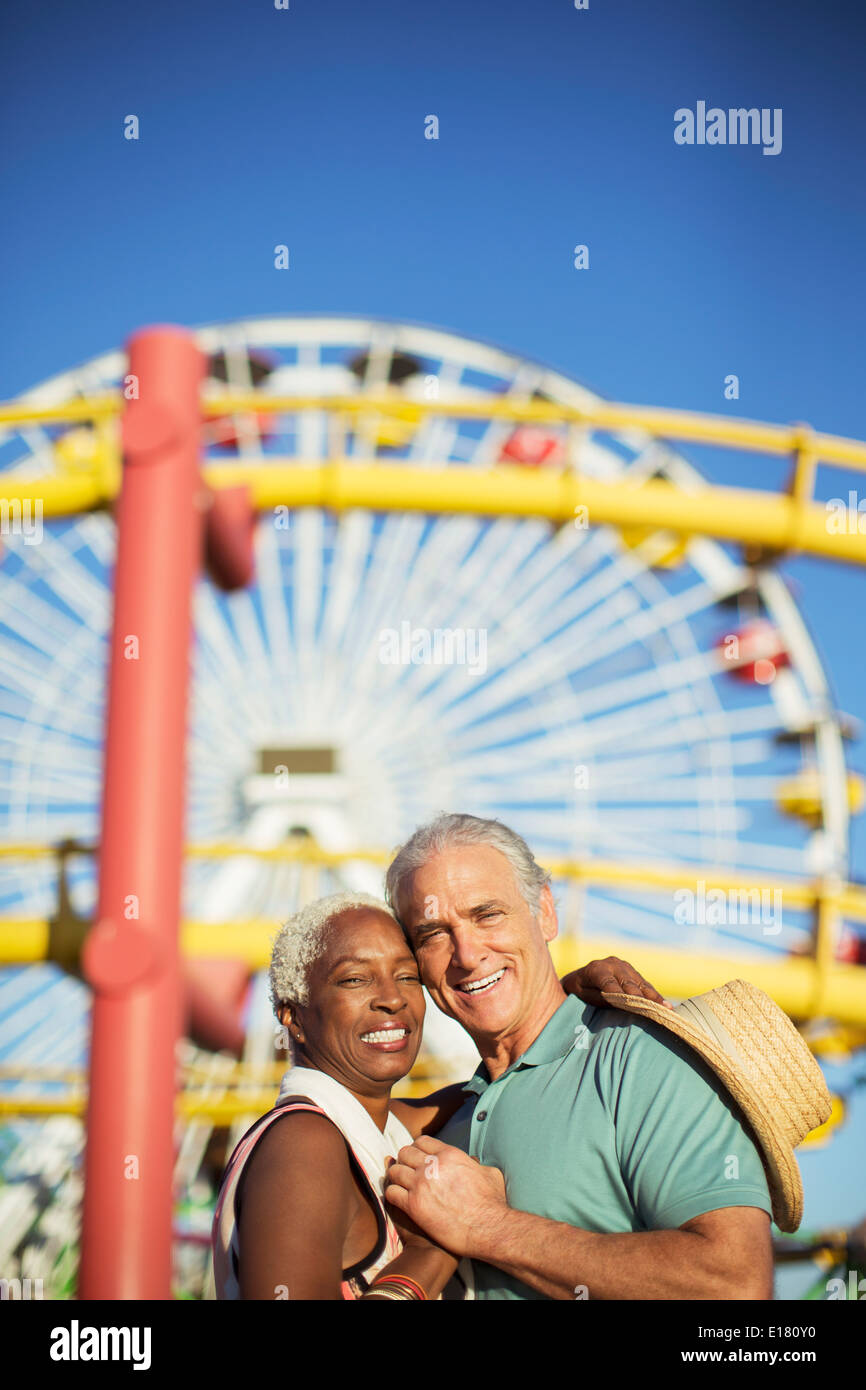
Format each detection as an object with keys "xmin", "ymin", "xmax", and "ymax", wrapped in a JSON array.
[{"xmin": 455, "ymin": 967, "xmax": 507, "ymax": 996}]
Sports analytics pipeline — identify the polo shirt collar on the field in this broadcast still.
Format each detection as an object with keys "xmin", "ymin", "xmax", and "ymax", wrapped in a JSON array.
[{"xmin": 461, "ymin": 995, "xmax": 588, "ymax": 1094}]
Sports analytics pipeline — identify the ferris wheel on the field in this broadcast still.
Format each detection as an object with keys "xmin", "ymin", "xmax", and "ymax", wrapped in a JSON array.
[
  {"xmin": 0, "ymin": 314, "xmax": 853, "ymax": 935},
  {"xmin": 0, "ymin": 314, "xmax": 858, "ymax": 1291}
]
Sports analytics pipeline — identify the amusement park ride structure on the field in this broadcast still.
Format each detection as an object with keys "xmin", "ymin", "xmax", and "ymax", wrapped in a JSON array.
[{"xmin": 0, "ymin": 315, "xmax": 865, "ymax": 1299}]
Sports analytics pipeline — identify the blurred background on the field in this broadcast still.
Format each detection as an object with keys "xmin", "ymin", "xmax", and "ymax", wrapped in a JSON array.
[{"xmin": 1, "ymin": 0, "xmax": 864, "ymax": 1300}]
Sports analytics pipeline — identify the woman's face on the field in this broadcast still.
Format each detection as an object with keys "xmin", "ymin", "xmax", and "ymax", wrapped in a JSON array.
[{"xmin": 283, "ymin": 907, "xmax": 426, "ymax": 1095}]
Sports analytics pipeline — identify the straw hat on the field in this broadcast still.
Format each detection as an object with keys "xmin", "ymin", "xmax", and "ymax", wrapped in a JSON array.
[{"xmin": 600, "ymin": 979, "xmax": 831, "ymax": 1232}]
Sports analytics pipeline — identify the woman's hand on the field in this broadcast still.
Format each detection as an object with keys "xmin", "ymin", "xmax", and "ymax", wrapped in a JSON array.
[{"xmin": 561, "ymin": 956, "xmax": 672, "ymax": 1009}]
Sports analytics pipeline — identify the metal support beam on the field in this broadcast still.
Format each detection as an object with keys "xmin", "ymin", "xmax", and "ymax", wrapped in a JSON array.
[{"xmin": 78, "ymin": 326, "xmax": 205, "ymax": 1300}]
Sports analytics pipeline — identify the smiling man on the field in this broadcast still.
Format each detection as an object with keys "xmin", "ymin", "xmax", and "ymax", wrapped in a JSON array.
[{"xmin": 383, "ymin": 813, "xmax": 781, "ymax": 1301}]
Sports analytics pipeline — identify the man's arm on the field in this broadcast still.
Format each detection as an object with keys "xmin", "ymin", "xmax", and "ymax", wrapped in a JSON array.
[
  {"xmin": 385, "ymin": 1138, "xmax": 773, "ymax": 1300},
  {"xmin": 466, "ymin": 1199, "xmax": 773, "ymax": 1300},
  {"xmin": 390, "ymin": 1083, "xmax": 469, "ymax": 1139}
]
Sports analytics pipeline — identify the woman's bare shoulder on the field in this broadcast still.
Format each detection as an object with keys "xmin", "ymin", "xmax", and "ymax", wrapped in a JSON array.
[
  {"xmin": 236, "ymin": 1103, "xmax": 355, "ymax": 1298},
  {"xmin": 243, "ymin": 1101, "xmax": 348, "ymax": 1177}
]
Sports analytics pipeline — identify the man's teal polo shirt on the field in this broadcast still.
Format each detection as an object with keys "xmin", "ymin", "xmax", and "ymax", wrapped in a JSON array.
[{"xmin": 439, "ymin": 994, "xmax": 772, "ymax": 1300}]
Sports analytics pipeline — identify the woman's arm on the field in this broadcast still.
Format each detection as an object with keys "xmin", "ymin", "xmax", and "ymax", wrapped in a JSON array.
[
  {"xmin": 237, "ymin": 1107, "xmax": 457, "ymax": 1300},
  {"xmin": 237, "ymin": 1109, "xmax": 353, "ymax": 1299},
  {"xmin": 362, "ymin": 1199, "xmax": 459, "ymax": 1300},
  {"xmin": 361, "ymin": 1240, "xmax": 459, "ymax": 1299}
]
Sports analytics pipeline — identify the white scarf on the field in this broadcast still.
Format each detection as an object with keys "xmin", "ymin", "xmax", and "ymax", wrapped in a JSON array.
[{"xmin": 277, "ymin": 1064, "xmax": 414, "ymax": 1198}]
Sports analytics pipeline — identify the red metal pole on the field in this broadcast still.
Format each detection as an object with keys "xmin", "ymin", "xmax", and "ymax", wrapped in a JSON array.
[{"xmin": 79, "ymin": 326, "xmax": 206, "ymax": 1299}]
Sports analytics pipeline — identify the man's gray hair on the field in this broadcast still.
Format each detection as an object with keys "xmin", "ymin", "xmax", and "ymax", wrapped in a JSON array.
[
  {"xmin": 268, "ymin": 891, "xmax": 396, "ymax": 1013},
  {"xmin": 385, "ymin": 813, "xmax": 551, "ymax": 919}
]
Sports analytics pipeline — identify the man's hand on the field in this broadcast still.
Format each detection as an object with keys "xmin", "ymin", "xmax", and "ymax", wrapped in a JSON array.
[
  {"xmin": 562, "ymin": 956, "xmax": 673, "ymax": 1009},
  {"xmin": 385, "ymin": 1136, "xmax": 507, "ymax": 1258},
  {"xmin": 382, "ymin": 1168, "xmax": 444, "ymax": 1252}
]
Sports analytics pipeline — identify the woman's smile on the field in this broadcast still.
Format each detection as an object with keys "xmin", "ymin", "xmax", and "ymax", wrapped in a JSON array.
[{"xmin": 359, "ymin": 1023, "xmax": 411, "ymax": 1051}]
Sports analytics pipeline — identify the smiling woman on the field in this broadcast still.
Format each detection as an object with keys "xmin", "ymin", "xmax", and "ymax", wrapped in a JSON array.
[{"xmin": 212, "ymin": 893, "xmax": 469, "ymax": 1300}]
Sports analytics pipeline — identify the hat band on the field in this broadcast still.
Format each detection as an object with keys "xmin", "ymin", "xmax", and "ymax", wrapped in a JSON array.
[{"xmin": 674, "ymin": 996, "xmax": 740, "ymax": 1062}]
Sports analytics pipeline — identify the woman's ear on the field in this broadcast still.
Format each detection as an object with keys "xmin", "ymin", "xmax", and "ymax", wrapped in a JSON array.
[{"xmin": 278, "ymin": 1002, "xmax": 304, "ymax": 1047}]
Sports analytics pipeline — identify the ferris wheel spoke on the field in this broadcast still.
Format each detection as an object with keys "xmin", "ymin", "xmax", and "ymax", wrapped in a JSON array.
[
  {"xmin": 377, "ymin": 516, "xmax": 552, "ymax": 676},
  {"xmin": 0, "ymin": 746, "xmax": 101, "ymax": 795},
  {"xmin": 578, "ymin": 893, "xmax": 682, "ymax": 945},
  {"xmin": 436, "ymin": 672, "xmax": 686, "ymax": 761},
  {"xmin": 316, "ymin": 516, "xmax": 374, "ymax": 667},
  {"xmin": 593, "ymin": 736, "xmax": 765, "ymax": 779},
  {"xmin": 354, "ymin": 565, "xmax": 603, "ymax": 749},
  {"xmin": 576, "ymin": 808, "xmax": 809, "ymax": 872},
  {"xmin": 331, "ymin": 518, "xmax": 431, "ymax": 696},
  {"xmin": 196, "ymin": 586, "xmax": 273, "ymax": 697},
  {"xmin": 0, "ymin": 645, "xmax": 104, "ymax": 735},
  {"xmin": 17, "ymin": 530, "xmax": 112, "ymax": 634},
  {"xmin": 440, "ymin": 654, "xmax": 711, "ymax": 754},
  {"xmin": 220, "ymin": 585, "xmax": 293, "ymax": 727},
  {"xmin": 289, "ymin": 510, "xmax": 327, "ymax": 727},
  {"xmin": 586, "ymin": 701, "xmax": 785, "ymax": 763},
  {"xmin": 240, "ymin": 524, "xmax": 295, "ymax": 700},
  {"xmin": 189, "ymin": 678, "xmax": 256, "ymax": 756},
  {"xmin": 587, "ymin": 887, "xmax": 811, "ymax": 955},
  {"xmin": 525, "ymin": 548, "xmax": 707, "ymax": 694},
  {"xmin": 0, "ymin": 572, "xmax": 107, "ymax": 669},
  {"xmin": 379, "ymin": 529, "xmax": 665, "ymax": 734},
  {"xmin": 561, "ymin": 579, "xmax": 725, "ymax": 684}
]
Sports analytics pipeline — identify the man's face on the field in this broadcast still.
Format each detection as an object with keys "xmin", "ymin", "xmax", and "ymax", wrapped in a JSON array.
[{"xmin": 397, "ymin": 843, "xmax": 559, "ymax": 1044}]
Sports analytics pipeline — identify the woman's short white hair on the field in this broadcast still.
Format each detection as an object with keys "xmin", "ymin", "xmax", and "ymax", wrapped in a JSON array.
[
  {"xmin": 268, "ymin": 891, "xmax": 396, "ymax": 1013},
  {"xmin": 385, "ymin": 812, "xmax": 551, "ymax": 919}
]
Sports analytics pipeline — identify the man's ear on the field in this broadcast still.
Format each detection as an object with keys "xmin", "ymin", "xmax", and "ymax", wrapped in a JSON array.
[{"xmin": 537, "ymin": 884, "xmax": 559, "ymax": 943}]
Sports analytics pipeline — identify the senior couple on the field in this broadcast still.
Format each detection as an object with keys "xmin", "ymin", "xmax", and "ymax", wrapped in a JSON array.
[{"xmin": 213, "ymin": 812, "xmax": 830, "ymax": 1301}]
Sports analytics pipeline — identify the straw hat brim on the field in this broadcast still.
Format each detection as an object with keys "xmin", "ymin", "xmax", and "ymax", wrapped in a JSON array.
[{"xmin": 599, "ymin": 989, "xmax": 814, "ymax": 1233}]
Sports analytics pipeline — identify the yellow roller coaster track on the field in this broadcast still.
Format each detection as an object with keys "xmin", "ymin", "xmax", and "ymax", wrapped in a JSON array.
[
  {"xmin": 1, "ymin": 841, "xmax": 864, "ymax": 1024},
  {"xmin": 0, "ymin": 1057, "xmax": 479, "ymax": 1120},
  {"xmin": 1, "ymin": 391, "xmax": 866, "ymax": 563}
]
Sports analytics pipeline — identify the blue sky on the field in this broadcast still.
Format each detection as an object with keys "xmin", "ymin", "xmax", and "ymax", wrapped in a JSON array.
[
  {"xmin": 4, "ymin": 0, "xmax": 865, "ymax": 1291},
  {"xmin": 5, "ymin": 0, "xmax": 864, "ymax": 826}
]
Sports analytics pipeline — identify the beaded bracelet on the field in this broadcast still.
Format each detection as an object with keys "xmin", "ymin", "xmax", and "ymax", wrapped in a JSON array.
[{"xmin": 369, "ymin": 1273, "xmax": 428, "ymax": 1301}]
